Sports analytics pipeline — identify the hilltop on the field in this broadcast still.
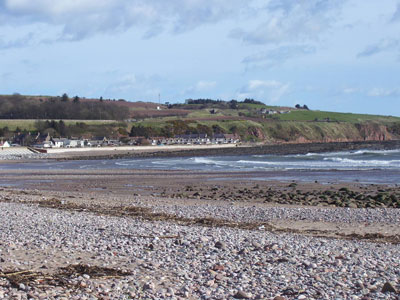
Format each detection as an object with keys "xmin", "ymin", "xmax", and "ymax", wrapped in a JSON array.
[{"xmin": 0, "ymin": 94, "xmax": 399, "ymax": 145}]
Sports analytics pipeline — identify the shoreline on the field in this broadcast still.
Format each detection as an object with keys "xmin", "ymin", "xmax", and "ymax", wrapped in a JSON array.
[
  {"xmin": 48, "ymin": 140, "xmax": 400, "ymax": 160},
  {"xmin": 0, "ymin": 140, "xmax": 399, "ymax": 163}
]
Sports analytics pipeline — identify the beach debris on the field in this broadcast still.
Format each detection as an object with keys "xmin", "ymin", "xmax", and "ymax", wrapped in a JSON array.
[{"xmin": 0, "ymin": 264, "xmax": 132, "ymax": 290}]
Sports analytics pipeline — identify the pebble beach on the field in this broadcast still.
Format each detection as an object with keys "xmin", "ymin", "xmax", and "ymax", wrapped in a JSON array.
[
  {"xmin": 0, "ymin": 148, "xmax": 399, "ymax": 299},
  {"xmin": 0, "ymin": 184, "xmax": 399, "ymax": 299}
]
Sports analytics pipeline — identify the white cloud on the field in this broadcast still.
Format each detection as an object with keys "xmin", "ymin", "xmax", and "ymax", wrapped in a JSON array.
[
  {"xmin": 0, "ymin": 0, "xmax": 248, "ymax": 42},
  {"xmin": 104, "ymin": 73, "xmax": 161, "ymax": 99},
  {"xmin": 183, "ymin": 80, "xmax": 217, "ymax": 95},
  {"xmin": 242, "ymin": 45, "xmax": 315, "ymax": 69},
  {"xmin": 391, "ymin": 2, "xmax": 400, "ymax": 22},
  {"xmin": 238, "ymin": 79, "xmax": 289, "ymax": 103},
  {"xmin": 195, "ymin": 80, "xmax": 217, "ymax": 91},
  {"xmin": 368, "ymin": 87, "xmax": 400, "ymax": 98},
  {"xmin": 0, "ymin": 32, "xmax": 34, "ymax": 49},
  {"xmin": 342, "ymin": 87, "xmax": 361, "ymax": 94},
  {"xmin": 248, "ymin": 80, "xmax": 282, "ymax": 90},
  {"xmin": 231, "ymin": 0, "xmax": 346, "ymax": 45},
  {"xmin": 357, "ymin": 38, "xmax": 400, "ymax": 58}
]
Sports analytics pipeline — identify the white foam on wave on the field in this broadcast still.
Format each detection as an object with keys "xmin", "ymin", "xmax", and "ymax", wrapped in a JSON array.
[
  {"xmin": 193, "ymin": 157, "xmax": 217, "ymax": 164},
  {"xmin": 115, "ymin": 160, "xmax": 145, "ymax": 166},
  {"xmin": 79, "ymin": 164, "xmax": 91, "ymax": 169},
  {"xmin": 151, "ymin": 160, "xmax": 180, "ymax": 165},
  {"xmin": 323, "ymin": 157, "xmax": 400, "ymax": 166},
  {"xmin": 237, "ymin": 160, "xmax": 276, "ymax": 165}
]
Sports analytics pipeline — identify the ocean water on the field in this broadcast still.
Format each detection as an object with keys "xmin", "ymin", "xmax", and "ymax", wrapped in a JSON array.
[{"xmin": 1, "ymin": 149, "xmax": 400, "ymax": 184}]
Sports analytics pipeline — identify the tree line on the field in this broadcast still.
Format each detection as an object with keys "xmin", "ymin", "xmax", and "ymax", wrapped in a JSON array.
[
  {"xmin": 171, "ymin": 98, "xmax": 265, "ymax": 110},
  {"xmin": 0, "ymin": 94, "xmax": 129, "ymax": 120}
]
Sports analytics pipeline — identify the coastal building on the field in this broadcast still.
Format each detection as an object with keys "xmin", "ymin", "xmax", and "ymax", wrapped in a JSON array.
[
  {"xmin": 175, "ymin": 134, "xmax": 210, "ymax": 145},
  {"xmin": 171, "ymin": 134, "xmax": 239, "ymax": 145},
  {"xmin": 87, "ymin": 137, "xmax": 108, "ymax": 147},
  {"xmin": 0, "ymin": 141, "xmax": 11, "ymax": 148},
  {"xmin": 64, "ymin": 139, "xmax": 85, "ymax": 148},
  {"xmin": 33, "ymin": 140, "xmax": 53, "ymax": 148},
  {"xmin": 211, "ymin": 134, "xmax": 240, "ymax": 144},
  {"xmin": 51, "ymin": 138, "xmax": 69, "ymax": 148}
]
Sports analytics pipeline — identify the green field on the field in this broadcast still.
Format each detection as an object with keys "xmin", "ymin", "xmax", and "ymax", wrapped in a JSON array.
[{"xmin": 271, "ymin": 110, "xmax": 400, "ymax": 123}]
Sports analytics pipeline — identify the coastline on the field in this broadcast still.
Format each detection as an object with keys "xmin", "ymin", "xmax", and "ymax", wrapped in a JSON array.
[{"xmin": 46, "ymin": 140, "xmax": 400, "ymax": 161}]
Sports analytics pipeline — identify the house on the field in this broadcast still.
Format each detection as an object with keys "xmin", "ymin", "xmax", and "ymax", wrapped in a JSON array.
[
  {"xmin": 51, "ymin": 138, "xmax": 69, "ymax": 148},
  {"xmin": 13, "ymin": 132, "xmax": 33, "ymax": 146},
  {"xmin": 260, "ymin": 108, "xmax": 280, "ymax": 115},
  {"xmin": 149, "ymin": 137, "xmax": 164, "ymax": 145},
  {"xmin": 0, "ymin": 141, "xmax": 11, "ymax": 148},
  {"xmin": 36, "ymin": 132, "xmax": 52, "ymax": 143},
  {"xmin": 33, "ymin": 140, "xmax": 53, "ymax": 148},
  {"xmin": 87, "ymin": 137, "xmax": 108, "ymax": 147},
  {"xmin": 212, "ymin": 134, "xmax": 240, "ymax": 144},
  {"xmin": 122, "ymin": 137, "xmax": 141, "ymax": 145},
  {"xmin": 64, "ymin": 139, "xmax": 85, "ymax": 148},
  {"xmin": 174, "ymin": 134, "xmax": 210, "ymax": 145}
]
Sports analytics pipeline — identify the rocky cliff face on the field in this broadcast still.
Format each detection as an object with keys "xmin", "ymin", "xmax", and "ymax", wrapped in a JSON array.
[
  {"xmin": 258, "ymin": 122, "xmax": 398, "ymax": 144},
  {"xmin": 247, "ymin": 126, "xmax": 265, "ymax": 140},
  {"xmin": 355, "ymin": 123, "xmax": 393, "ymax": 141}
]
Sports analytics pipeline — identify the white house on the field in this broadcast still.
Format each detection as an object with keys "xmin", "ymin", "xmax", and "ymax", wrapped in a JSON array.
[
  {"xmin": 64, "ymin": 139, "xmax": 85, "ymax": 148},
  {"xmin": 0, "ymin": 141, "xmax": 11, "ymax": 148},
  {"xmin": 33, "ymin": 141, "xmax": 53, "ymax": 148},
  {"xmin": 51, "ymin": 138, "xmax": 69, "ymax": 148}
]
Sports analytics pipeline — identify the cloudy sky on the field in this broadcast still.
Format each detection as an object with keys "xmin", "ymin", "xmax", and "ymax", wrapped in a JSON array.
[{"xmin": 1, "ymin": 0, "xmax": 400, "ymax": 116}]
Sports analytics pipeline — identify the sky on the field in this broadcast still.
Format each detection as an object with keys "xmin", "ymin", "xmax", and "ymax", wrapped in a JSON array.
[{"xmin": 0, "ymin": 0, "xmax": 400, "ymax": 116}]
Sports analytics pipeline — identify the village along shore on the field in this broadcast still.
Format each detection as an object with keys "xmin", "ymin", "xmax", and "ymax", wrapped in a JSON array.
[{"xmin": 1, "ymin": 139, "xmax": 400, "ymax": 163}]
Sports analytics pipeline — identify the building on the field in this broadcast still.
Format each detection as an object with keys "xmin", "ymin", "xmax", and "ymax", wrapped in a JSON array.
[{"xmin": 0, "ymin": 141, "xmax": 11, "ymax": 148}]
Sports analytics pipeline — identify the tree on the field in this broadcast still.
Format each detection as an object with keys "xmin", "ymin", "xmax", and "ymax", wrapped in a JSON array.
[
  {"xmin": 34, "ymin": 120, "xmax": 47, "ymax": 132},
  {"xmin": 61, "ymin": 93, "xmax": 69, "ymax": 102},
  {"xmin": 73, "ymin": 96, "xmax": 80, "ymax": 103},
  {"xmin": 229, "ymin": 100, "xmax": 238, "ymax": 109},
  {"xmin": 58, "ymin": 120, "xmax": 67, "ymax": 137},
  {"xmin": 130, "ymin": 125, "xmax": 153, "ymax": 138},
  {"xmin": 212, "ymin": 124, "xmax": 225, "ymax": 134}
]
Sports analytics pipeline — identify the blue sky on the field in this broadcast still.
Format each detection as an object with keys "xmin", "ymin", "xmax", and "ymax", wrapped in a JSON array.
[{"xmin": 1, "ymin": 0, "xmax": 400, "ymax": 116}]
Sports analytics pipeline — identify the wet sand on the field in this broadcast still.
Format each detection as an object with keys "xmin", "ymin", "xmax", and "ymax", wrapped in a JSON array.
[{"xmin": 1, "ymin": 168, "xmax": 399, "ymax": 241}]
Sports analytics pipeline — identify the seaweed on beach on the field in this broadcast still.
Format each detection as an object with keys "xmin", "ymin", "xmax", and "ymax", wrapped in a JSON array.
[
  {"xmin": 59, "ymin": 264, "xmax": 132, "ymax": 278},
  {"xmin": 0, "ymin": 264, "xmax": 132, "ymax": 290}
]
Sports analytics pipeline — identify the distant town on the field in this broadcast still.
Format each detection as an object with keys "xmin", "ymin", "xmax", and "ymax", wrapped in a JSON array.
[{"xmin": 1, "ymin": 132, "xmax": 240, "ymax": 150}]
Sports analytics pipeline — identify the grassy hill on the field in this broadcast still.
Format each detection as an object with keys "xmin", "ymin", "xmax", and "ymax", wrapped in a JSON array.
[{"xmin": 0, "ymin": 95, "xmax": 399, "ymax": 144}]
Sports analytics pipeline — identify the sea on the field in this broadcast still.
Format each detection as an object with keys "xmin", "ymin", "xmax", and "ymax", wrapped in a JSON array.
[{"xmin": 1, "ymin": 148, "xmax": 400, "ymax": 184}]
